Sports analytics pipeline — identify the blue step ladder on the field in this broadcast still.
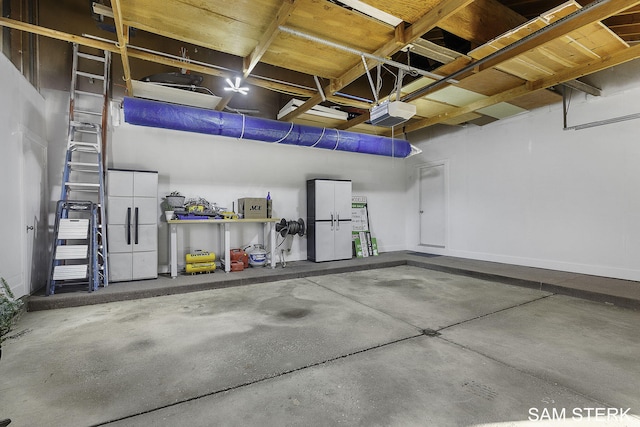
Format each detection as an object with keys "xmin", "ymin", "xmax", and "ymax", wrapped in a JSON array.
[{"xmin": 47, "ymin": 200, "xmax": 99, "ymax": 294}]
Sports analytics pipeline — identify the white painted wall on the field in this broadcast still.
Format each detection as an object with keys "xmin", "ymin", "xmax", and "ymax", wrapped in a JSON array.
[
  {"xmin": 108, "ymin": 121, "xmax": 408, "ymax": 271},
  {"xmin": 0, "ymin": 54, "xmax": 48, "ymax": 297},
  {"xmin": 43, "ymin": 89, "xmax": 70, "ymax": 213},
  {"xmin": 9, "ymin": 52, "xmax": 638, "ymax": 290},
  {"xmin": 407, "ymin": 61, "xmax": 640, "ymax": 281}
]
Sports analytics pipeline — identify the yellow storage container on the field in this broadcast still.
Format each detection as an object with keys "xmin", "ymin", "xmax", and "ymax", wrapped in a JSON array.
[
  {"xmin": 185, "ymin": 250, "xmax": 216, "ymax": 263},
  {"xmin": 185, "ymin": 262, "xmax": 216, "ymax": 274}
]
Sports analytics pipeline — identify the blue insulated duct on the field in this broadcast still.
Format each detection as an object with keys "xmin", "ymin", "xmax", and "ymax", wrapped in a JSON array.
[{"xmin": 123, "ymin": 97, "xmax": 414, "ymax": 158}]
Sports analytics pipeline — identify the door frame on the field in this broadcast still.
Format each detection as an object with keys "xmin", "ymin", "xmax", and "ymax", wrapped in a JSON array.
[
  {"xmin": 414, "ymin": 160, "xmax": 449, "ymax": 254},
  {"xmin": 19, "ymin": 129, "xmax": 48, "ymax": 297}
]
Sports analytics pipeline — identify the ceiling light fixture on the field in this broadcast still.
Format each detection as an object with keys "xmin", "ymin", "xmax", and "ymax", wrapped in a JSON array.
[
  {"xmin": 224, "ymin": 77, "xmax": 249, "ymax": 95},
  {"xmin": 336, "ymin": 0, "xmax": 402, "ymax": 26},
  {"xmin": 277, "ymin": 99, "xmax": 348, "ymax": 121}
]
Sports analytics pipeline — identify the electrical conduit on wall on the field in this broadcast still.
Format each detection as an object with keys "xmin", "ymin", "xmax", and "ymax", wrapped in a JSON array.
[{"xmin": 122, "ymin": 97, "xmax": 416, "ymax": 158}]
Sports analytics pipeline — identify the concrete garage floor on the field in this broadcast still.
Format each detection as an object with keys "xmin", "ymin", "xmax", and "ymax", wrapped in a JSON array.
[{"xmin": 2, "ymin": 256, "xmax": 640, "ymax": 426}]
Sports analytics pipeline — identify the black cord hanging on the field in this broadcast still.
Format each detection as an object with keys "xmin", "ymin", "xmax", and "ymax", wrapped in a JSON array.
[{"xmin": 276, "ymin": 218, "xmax": 305, "ymax": 237}]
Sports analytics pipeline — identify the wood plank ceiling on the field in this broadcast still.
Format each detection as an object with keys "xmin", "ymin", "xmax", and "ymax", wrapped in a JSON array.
[{"xmin": 2, "ymin": 0, "xmax": 640, "ymax": 136}]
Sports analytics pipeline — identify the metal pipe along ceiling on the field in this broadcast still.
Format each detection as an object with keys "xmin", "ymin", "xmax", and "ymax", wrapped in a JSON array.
[{"xmin": 122, "ymin": 97, "xmax": 417, "ymax": 158}]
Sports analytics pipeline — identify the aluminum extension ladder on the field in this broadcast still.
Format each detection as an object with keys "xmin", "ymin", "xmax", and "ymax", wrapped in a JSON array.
[
  {"xmin": 46, "ymin": 200, "xmax": 99, "ymax": 295},
  {"xmin": 70, "ymin": 43, "xmax": 111, "ymax": 128},
  {"xmin": 47, "ymin": 43, "xmax": 111, "ymax": 293},
  {"xmin": 59, "ymin": 121, "xmax": 109, "ymax": 288}
]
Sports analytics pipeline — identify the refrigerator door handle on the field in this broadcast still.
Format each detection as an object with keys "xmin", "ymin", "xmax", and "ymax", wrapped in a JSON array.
[
  {"xmin": 336, "ymin": 213, "xmax": 340, "ymax": 230},
  {"xmin": 330, "ymin": 213, "xmax": 334, "ymax": 230}
]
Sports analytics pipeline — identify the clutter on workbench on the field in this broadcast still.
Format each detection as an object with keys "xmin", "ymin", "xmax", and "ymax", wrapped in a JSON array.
[
  {"xmin": 164, "ymin": 191, "xmax": 185, "ymax": 208},
  {"xmin": 238, "ymin": 197, "xmax": 267, "ymax": 219},
  {"xmin": 173, "ymin": 196, "xmax": 230, "ymax": 219},
  {"xmin": 220, "ymin": 211, "xmax": 238, "ymax": 219},
  {"xmin": 164, "ymin": 193, "xmax": 278, "ymax": 221},
  {"xmin": 266, "ymin": 192, "xmax": 272, "ymax": 218}
]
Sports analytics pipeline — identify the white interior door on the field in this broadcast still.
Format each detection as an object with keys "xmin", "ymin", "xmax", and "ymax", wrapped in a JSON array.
[
  {"xmin": 419, "ymin": 163, "xmax": 447, "ymax": 248},
  {"xmin": 21, "ymin": 133, "xmax": 48, "ymax": 297}
]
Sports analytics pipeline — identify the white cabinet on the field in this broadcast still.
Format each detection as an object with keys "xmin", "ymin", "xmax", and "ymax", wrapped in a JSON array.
[
  {"xmin": 107, "ymin": 169, "xmax": 158, "ymax": 281},
  {"xmin": 307, "ymin": 179, "xmax": 352, "ymax": 262}
]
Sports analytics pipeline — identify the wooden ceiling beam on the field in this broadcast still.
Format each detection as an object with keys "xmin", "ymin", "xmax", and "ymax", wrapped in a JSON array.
[
  {"xmin": 495, "ymin": 0, "xmax": 559, "ymax": 19},
  {"xmin": 403, "ymin": 84, "xmax": 531, "ymax": 132},
  {"xmin": 604, "ymin": 14, "xmax": 640, "ymax": 27},
  {"xmin": 529, "ymin": 41, "xmax": 640, "ymax": 91},
  {"xmin": 243, "ymin": 0, "xmax": 297, "ymax": 78},
  {"xmin": 604, "ymin": 16, "xmax": 640, "ymax": 38},
  {"xmin": 403, "ymin": 39, "xmax": 640, "ymax": 134},
  {"xmin": 403, "ymin": 0, "xmax": 640, "ymax": 102},
  {"xmin": 336, "ymin": 112, "xmax": 370, "ymax": 130},
  {"xmin": 217, "ymin": 0, "xmax": 298, "ymax": 112},
  {"xmin": 126, "ymin": 49, "xmax": 228, "ymax": 78},
  {"xmin": 0, "ymin": 17, "xmax": 118, "ymax": 53},
  {"xmin": 0, "ymin": 16, "xmax": 324, "ymax": 104},
  {"xmin": 613, "ymin": 25, "xmax": 640, "ymax": 39},
  {"xmin": 111, "ymin": 0, "xmax": 133, "ymax": 95},
  {"xmin": 403, "ymin": 0, "xmax": 479, "ymax": 41},
  {"xmin": 471, "ymin": 0, "xmax": 640, "ymax": 75},
  {"xmin": 126, "ymin": 48, "xmax": 319, "ymax": 98},
  {"xmin": 279, "ymin": 0, "xmax": 476, "ymax": 122},
  {"xmin": 246, "ymin": 76, "xmax": 315, "ymax": 98},
  {"xmin": 335, "ymin": 0, "xmax": 523, "ymax": 131},
  {"xmin": 92, "ymin": 2, "xmax": 114, "ymax": 19},
  {"xmin": 325, "ymin": 95, "xmax": 371, "ymax": 110},
  {"xmin": 618, "ymin": 5, "xmax": 640, "ymax": 15},
  {"xmin": 438, "ymin": 0, "xmax": 527, "ymax": 46}
]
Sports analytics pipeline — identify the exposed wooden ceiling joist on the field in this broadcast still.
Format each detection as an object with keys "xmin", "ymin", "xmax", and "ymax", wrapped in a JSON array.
[
  {"xmin": 216, "ymin": 0, "xmax": 299, "ymax": 111},
  {"xmin": 0, "ymin": 16, "xmax": 320, "ymax": 101},
  {"xmin": 5, "ymin": 0, "xmax": 640, "ymax": 138},
  {"xmin": 0, "ymin": 17, "xmax": 118, "ymax": 53},
  {"xmin": 438, "ymin": 0, "xmax": 528, "ymax": 45},
  {"xmin": 529, "ymin": 41, "xmax": 640, "ymax": 90},
  {"xmin": 408, "ymin": 39, "xmax": 464, "ymax": 64},
  {"xmin": 402, "ymin": 0, "xmax": 640, "ymax": 103},
  {"xmin": 278, "ymin": 0, "xmax": 477, "ymax": 122},
  {"xmin": 403, "ymin": 40, "xmax": 640, "ymax": 133},
  {"xmin": 605, "ymin": 14, "xmax": 640, "ymax": 40},
  {"xmin": 110, "ymin": 0, "xmax": 133, "ymax": 94}
]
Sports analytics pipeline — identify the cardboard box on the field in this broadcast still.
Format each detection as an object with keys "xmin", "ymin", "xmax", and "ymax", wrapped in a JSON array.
[{"xmin": 238, "ymin": 197, "xmax": 267, "ymax": 218}]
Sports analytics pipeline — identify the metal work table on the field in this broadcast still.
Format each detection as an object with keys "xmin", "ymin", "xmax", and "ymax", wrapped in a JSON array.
[{"xmin": 168, "ymin": 218, "xmax": 280, "ymax": 276}]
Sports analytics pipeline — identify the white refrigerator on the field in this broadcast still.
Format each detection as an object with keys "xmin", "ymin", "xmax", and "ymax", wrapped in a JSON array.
[{"xmin": 307, "ymin": 179, "xmax": 352, "ymax": 262}]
